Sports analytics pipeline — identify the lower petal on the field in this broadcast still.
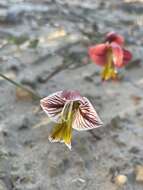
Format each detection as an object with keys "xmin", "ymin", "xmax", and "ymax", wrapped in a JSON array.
[
  {"xmin": 101, "ymin": 65, "xmax": 117, "ymax": 81},
  {"xmin": 49, "ymin": 121, "xmax": 72, "ymax": 150}
]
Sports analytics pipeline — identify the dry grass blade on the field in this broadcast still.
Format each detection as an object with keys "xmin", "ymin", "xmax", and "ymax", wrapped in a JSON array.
[{"xmin": 0, "ymin": 73, "xmax": 41, "ymax": 100}]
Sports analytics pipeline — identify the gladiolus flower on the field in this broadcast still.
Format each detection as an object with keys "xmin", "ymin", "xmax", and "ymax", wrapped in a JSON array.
[
  {"xmin": 88, "ymin": 32, "xmax": 132, "ymax": 80},
  {"xmin": 40, "ymin": 90, "xmax": 103, "ymax": 149}
]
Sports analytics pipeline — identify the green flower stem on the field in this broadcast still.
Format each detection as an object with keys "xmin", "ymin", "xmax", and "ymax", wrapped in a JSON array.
[{"xmin": 0, "ymin": 73, "xmax": 41, "ymax": 100}]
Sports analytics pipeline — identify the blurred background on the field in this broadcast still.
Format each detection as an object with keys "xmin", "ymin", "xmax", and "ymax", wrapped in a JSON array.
[{"xmin": 0, "ymin": 0, "xmax": 143, "ymax": 189}]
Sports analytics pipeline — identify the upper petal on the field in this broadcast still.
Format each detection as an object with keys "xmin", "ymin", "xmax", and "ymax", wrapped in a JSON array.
[
  {"xmin": 111, "ymin": 42, "xmax": 123, "ymax": 68},
  {"xmin": 105, "ymin": 32, "xmax": 124, "ymax": 45},
  {"xmin": 40, "ymin": 91, "xmax": 66, "ymax": 123},
  {"xmin": 123, "ymin": 49, "xmax": 132, "ymax": 65},
  {"xmin": 72, "ymin": 97, "xmax": 103, "ymax": 131},
  {"xmin": 88, "ymin": 44, "xmax": 108, "ymax": 66},
  {"xmin": 61, "ymin": 90, "xmax": 83, "ymax": 102}
]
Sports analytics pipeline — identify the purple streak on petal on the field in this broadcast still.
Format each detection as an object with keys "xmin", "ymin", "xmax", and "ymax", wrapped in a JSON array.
[
  {"xmin": 72, "ymin": 97, "xmax": 103, "ymax": 131},
  {"xmin": 40, "ymin": 91, "xmax": 66, "ymax": 122}
]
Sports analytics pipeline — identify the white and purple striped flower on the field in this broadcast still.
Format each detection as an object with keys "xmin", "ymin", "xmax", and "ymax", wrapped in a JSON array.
[{"xmin": 40, "ymin": 90, "xmax": 103, "ymax": 149}]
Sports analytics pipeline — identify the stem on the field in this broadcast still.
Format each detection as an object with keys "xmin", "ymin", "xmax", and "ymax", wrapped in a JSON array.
[{"xmin": 0, "ymin": 73, "xmax": 41, "ymax": 100}]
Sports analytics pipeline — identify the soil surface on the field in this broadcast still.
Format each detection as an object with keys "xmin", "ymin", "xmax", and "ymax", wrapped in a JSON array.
[{"xmin": 0, "ymin": 0, "xmax": 143, "ymax": 190}]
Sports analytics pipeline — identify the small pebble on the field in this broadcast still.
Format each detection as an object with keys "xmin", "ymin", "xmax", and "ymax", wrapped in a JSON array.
[
  {"xmin": 16, "ymin": 87, "xmax": 33, "ymax": 101},
  {"xmin": 114, "ymin": 175, "xmax": 128, "ymax": 186},
  {"xmin": 135, "ymin": 165, "xmax": 143, "ymax": 182},
  {"xmin": 0, "ymin": 180, "xmax": 7, "ymax": 190},
  {"xmin": 129, "ymin": 146, "xmax": 140, "ymax": 154}
]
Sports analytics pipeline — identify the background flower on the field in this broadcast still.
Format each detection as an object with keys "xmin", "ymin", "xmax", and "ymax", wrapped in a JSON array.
[{"xmin": 88, "ymin": 32, "xmax": 132, "ymax": 80}]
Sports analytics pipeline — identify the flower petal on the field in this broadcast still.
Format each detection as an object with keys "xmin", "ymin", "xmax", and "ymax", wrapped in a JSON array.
[
  {"xmin": 72, "ymin": 97, "xmax": 103, "ymax": 131},
  {"xmin": 101, "ymin": 65, "xmax": 117, "ymax": 81},
  {"xmin": 111, "ymin": 42, "xmax": 123, "ymax": 68},
  {"xmin": 123, "ymin": 49, "xmax": 132, "ymax": 65},
  {"xmin": 88, "ymin": 44, "xmax": 108, "ymax": 66},
  {"xmin": 40, "ymin": 91, "xmax": 66, "ymax": 123},
  {"xmin": 105, "ymin": 32, "xmax": 124, "ymax": 45},
  {"xmin": 49, "ymin": 121, "xmax": 72, "ymax": 150},
  {"xmin": 61, "ymin": 90, "xmax": 83, "ymax": 102}
]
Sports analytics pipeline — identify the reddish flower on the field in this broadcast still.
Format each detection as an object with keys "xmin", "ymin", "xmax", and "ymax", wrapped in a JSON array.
[
  {"xmin": 88, "ymin": 32, "xmax": 132, "ymax": 80},
  {"xmin": 40, "ymin": 90, "xmax": 103, "ymax": 149}
]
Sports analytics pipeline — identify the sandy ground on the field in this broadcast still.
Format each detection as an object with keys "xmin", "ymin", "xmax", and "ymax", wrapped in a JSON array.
[{"xmin": 0, "ymin": 0, "xmax": 143, "ymax": 189}]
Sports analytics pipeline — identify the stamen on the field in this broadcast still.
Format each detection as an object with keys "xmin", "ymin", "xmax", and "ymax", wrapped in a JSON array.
[
  {"xmin": 60, "ymin": 101, "xmax": 74, "ymax": 122},
  {"xmin": 60, "ymin": 102, "xmax": 70, "ymax": 121},
  {"xmin": 101, "ymin": 48, "xmax": 117, "ymax": 80},
  {"xmin": 67, "ymin": 101, "xmax": 73, "ymax": 121}
]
